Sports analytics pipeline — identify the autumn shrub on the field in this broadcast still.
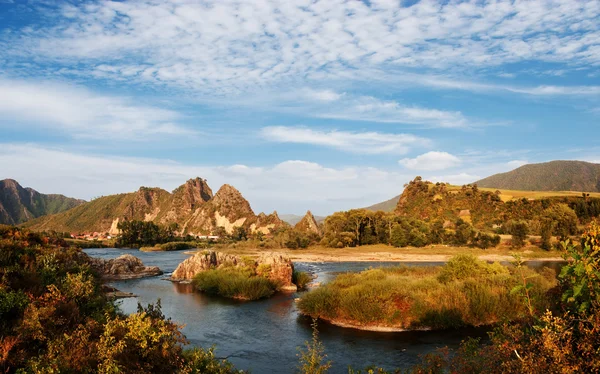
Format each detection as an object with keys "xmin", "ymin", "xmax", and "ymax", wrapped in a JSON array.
[{"xmin": 0, "ymin": 227, "xmax": 244, "ymax": 373}]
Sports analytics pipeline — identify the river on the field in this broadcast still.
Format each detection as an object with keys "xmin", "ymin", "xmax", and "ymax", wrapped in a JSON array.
[{"xmin": 85, "ymin": 248, "xmax": 561, "ymax": 373}]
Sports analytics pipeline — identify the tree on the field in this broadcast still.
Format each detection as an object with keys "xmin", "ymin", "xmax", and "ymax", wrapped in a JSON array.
[
  {"xmin": 509, "ymin": 221, "xmax": 529, "ymax": 249},
  {"xmin": 544, "ymin": 203, "xmax": 578, "ymax": 240}
]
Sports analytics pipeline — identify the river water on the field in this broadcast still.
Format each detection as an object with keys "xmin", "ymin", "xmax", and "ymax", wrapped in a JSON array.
[{"xmin": 85, "ymin": 248, "xmax": 561, "ymax": 373}]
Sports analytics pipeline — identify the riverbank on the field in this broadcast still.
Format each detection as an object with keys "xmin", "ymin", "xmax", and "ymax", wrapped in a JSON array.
[{"xmin": 189, "ymin": 243, "xmax": 564, "ymax": 263}]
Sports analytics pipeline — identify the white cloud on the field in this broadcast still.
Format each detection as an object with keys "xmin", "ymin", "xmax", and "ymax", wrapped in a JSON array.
[
  {"xmin": 0, "ymin": 144, "xmax": 417, "ymax": 215},
  {"xmin": 5, "ymin": 0, "xmax": 598, "ymax": 93},
  {"xmin": 261, "ymin": 126, "xmax": 431, "ymax": 154},
  {"xmin": 308, "ymin": 89, "xmax": 343, "ymax": 102},
  {"xmin": 399, "ymin": 151, "xmax": 462, "ymax": 171},
  {"xmin": 0, "ymin": 79, "xmax": 193, "ymax": 140}
]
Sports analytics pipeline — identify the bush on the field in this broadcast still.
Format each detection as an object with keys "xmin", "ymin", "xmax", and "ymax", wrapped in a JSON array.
[{"xmin": 293, "ymin": 270, "xmax": 312, "ymax": 290}]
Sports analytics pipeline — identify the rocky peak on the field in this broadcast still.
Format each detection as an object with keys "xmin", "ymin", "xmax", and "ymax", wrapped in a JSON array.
[
  {"xmin": 173, "ymin": 178, "xmax": 213, "ymax": 210},
  {"xmin": 0, "ymin": 179, "xmax": 21, "ymax": 191},
  {"xmin": 210, "ymin": 184, "xmax": 255, "ymax": 219},
  {"xmin": 294, "ymin": 210, "xmax": 322, "ymax": 235}
]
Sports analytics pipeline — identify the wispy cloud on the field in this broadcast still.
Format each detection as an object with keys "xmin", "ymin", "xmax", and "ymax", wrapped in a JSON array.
[
  {"xmin": 4, "ymin": 0, "xmax": 599, "ymax": 93},
  {"xmin": 261, "ymin": 126, "xmax": 431, "ymax": 155},
  {"xmin": 318, "ymin": 96, "xmax": 472, "ymax": 128},
  {"xmin": 0, "ymin": 79, "xmax": 193, "ymax": 140}
]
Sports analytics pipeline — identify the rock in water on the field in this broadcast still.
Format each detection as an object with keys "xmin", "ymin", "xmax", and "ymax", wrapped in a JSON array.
[
  {"xmin": 171, "ymin": 250, "xmax": 297, "ymax": 292},
  {"xmin": 87, "ymin": 254, "xmax": 163, "ymax": 280}
]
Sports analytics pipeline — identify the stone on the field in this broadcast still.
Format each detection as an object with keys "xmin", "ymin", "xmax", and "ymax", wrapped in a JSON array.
[{"xmin": 87, "ymin": 254, "xmax": 163, "ymax": 280}]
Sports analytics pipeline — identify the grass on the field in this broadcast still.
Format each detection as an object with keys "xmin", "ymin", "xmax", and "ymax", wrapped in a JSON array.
[
  {"xmin": 192, "ymin": 267, "xmax": 277, "ymax": 300},
  {"xmin": 297, "ymin": 254, "xmax": 558, "ymax": 330},
  {"xmin": 140, "ymin": 241, "xmax": 199, "ymax": 252}
]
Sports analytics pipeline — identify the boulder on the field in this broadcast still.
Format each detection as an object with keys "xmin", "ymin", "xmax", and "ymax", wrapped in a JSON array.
[
  {"xmin": 170, "ymin": 251, "xmax": 241, "ymax": 281},
  {"xmin": 88, "ymin": 254, "xmax": 163, "ymax": 280}
]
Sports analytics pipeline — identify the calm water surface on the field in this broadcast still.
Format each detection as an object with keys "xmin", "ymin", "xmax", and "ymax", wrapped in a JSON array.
[{"xmin": 85, "ymin": 248, "xmax": 561, "ymax": 373}]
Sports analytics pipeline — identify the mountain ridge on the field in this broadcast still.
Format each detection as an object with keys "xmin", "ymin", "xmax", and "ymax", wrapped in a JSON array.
[
  {"xmin": 24, "ymin": 178, "xmax": 287, "ymax": 235},
  {"xmin": 475, "ymin": 160, "xmax": 600, "ymax": 192},
  {"xmin": 0, "ymin": 179, "xmax": 85, "ymax": 225}
]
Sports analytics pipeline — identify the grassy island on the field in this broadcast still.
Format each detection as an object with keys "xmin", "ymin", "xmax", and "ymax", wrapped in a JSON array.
[{"xmin": 298, "ymin": 254, "xmax": 557, "ymax": 331}]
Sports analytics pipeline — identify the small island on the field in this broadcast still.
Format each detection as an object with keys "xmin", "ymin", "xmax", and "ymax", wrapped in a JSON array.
[
  {"xmin": 171, "ymin": 250, "xmax": 310, "ymax": 300},
  {"xmin": 298, "ymin": 254, "xmax": 557, "ymax": 331}
]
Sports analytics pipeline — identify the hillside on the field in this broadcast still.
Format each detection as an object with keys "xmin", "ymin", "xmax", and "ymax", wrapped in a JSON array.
[
  {"xmin": 364, "ymin": 194, "xmax": 401, "ymax": 212},
  {"xmin": 475, "ymin": 160, "xmax": 600, "ymax": 192},
  {"xmin": 0, "ymin": 179, "xmax": 85, "ymax": 225},
  {"xmin": 395, "ymin": 177, "xmax": 600, "ymax": 230},
  {"xmin": 24, "ymin": 178, "xmax": 286, "ymax": 235}
]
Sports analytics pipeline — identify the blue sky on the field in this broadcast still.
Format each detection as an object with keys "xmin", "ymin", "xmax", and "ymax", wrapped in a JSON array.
[{"xmin": 0, "ymin": 0, "xmax": 599, "ymax": 215}]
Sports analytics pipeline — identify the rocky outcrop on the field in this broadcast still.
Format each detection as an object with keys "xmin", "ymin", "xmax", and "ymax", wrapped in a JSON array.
[
  {"xmin": 88, "ymin": 254, "xmax": 163, "ymax": 280},
  {"xmin": 294, "ymin": 210, "xmax": 322, "ymax": 235},
  {"xmin": 171, "ymin": 251, "xmax": 297, "ymax": 292},
  {"xmin": 170, "ymin": 251, "xmax": 241, "ymax": 280},
  {"xmin": 257, "ymin": 253, "xmax": 297, "ymax": 292},
  {"xmin": 24, "ymin": 177, "xmax": 285, "ymax": 236}
]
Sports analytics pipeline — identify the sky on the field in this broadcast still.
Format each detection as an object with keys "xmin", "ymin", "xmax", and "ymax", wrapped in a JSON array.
[{"xmin": 0, "ymin": 0, "xmax": 599, "ymax": 215}]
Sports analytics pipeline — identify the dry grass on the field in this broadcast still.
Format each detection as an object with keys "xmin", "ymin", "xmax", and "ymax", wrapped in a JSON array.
[{"xmin": 443, "ymin": 184, "xmax": 600, "ymax": 201}]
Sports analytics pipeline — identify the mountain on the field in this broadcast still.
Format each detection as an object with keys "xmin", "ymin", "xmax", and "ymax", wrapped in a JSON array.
[
  {"xmin": 293, "ymin": 211, "xmax": 322, "ymax": 235},
  {"xmin": 364, "ymin": 194, "xmax": 401, "ymax": 212},
  {"xmin": 279, "ymin": 213, "xmax": 326, "ymax": 226},
  {"xmin": 0, "ymin": 179, "xmax": 85, "ymax": 225},
  {"xmin": 24, "ymin": 178, "xmax": 286, "ymax": 235},
  {"xmin": 475, "ymin": 161, "xmax": 600, "ymax": 192}
]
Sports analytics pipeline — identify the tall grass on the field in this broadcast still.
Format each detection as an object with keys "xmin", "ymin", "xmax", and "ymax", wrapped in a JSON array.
[
  {"xmin": 293, "ymin": 270, "xmax": 313, "ymax": 290},
  {"xmin": 192, "ymin": 268, "xmax": 276, "ymax": 300},
  {"xmin": 298, "ymin": 255, "xmax": 557, "ymax": 330}
]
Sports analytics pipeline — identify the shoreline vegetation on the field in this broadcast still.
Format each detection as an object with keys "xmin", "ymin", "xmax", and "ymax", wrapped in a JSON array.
[{"xmin": 297, "ymin": 254, "xmax": 558, "ymax": 332}]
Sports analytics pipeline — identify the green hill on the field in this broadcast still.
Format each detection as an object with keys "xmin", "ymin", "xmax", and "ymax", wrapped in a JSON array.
[
  {"xmin": 0, "ymin": 179, "xmax": 85, "ymax": 225},
  {"xmin": 475, "ymin": 160, "xmax": 600, "ymax": 192}
]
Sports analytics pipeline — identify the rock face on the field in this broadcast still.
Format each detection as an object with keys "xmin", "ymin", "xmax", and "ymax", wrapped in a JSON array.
[
  {"xmin": 170, "ymin": 251, "xmax": 241, "ymax": 280},
  {"xmin": 0, "ymin": 178, "xmax": 84, "ymax": 225},
  {"xmin": 24, "ymin": 178, "xmax": 286, "ymax": 236},
  {"xmin": 294, "ymin": 210, "xmax": 322, "ymax": 235},
  {"xmin": 171, "ymin": 251, "xmax": 297, "ymax": 292},
  {"xmin": 88, "ymin": 254, "xmax": 163, "ymax": 280}
]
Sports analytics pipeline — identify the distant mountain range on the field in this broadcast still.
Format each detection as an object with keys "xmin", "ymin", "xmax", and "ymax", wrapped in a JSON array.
[
  {"xmin": 475, "ymin": 161, "xmax": 600, "ymax": 192},
  {"xmin": 0, "ymin": 179, "xmax": 85, "ymax": 225},
  {"xmin": 24, "ymin": 178, "xmax": 286, "ymax": 235}
]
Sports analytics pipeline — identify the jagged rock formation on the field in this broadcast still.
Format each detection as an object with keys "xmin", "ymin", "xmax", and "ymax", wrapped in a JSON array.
[
  {"xmin": 86, "ymin": 254, "xmax": 163, "ymax": 280},
  {"xmin": 23, "ymin": 178, "xmax": 285, "ymax": 236},
  {"xmin": 294, "ymin": 210, "xmax": 322, "ymax": 235},
  {"xmin": 0, "ymin": 179, "xmax": 84, "ymax": 225},
  {"xmin": 171, "ymin": 251, "xmax": 297, "ymax": 292}
]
